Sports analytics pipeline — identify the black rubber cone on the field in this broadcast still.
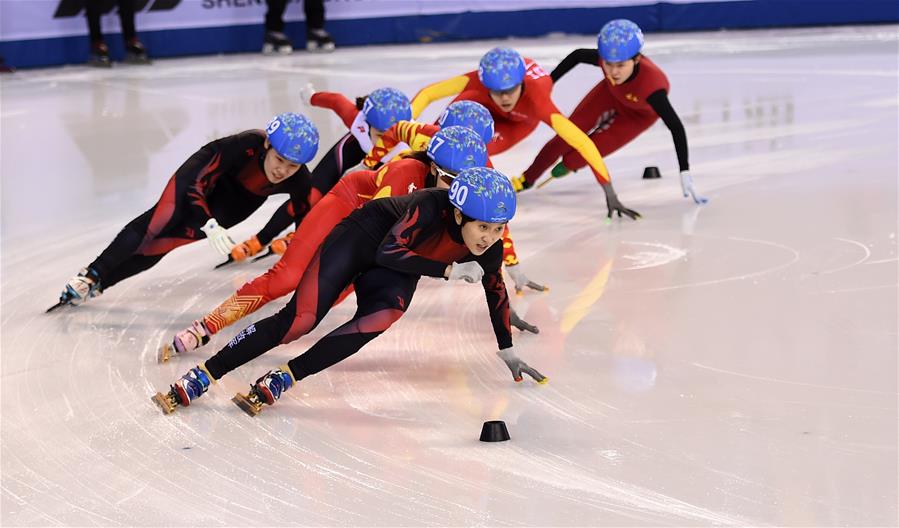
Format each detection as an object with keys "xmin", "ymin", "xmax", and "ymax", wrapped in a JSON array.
[
  {"xmin": 479, "ymin": 420, "xmax": 511, "ymax": 442},
  {"xmin": 642, "ymin": 166, "xmax": 661, "ymax": 179}
]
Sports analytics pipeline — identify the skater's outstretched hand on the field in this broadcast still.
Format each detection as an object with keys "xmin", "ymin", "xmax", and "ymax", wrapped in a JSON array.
[
  {"xmin": 601, "ymin": 183, "xmax": 641, "ymax": 221},
  {"xmin": 300, "ymin": 83, "xmax": 316, "ymax": 106},
  {"xmin": 504, "ymin": 263, "xmax": 548, "ymax": 295},
  {"xmin": 679, "ymin": 170, "xmax": 709, "ymax": 204},
  {"xmin": 447, "ymin": 261, "xmax": 484, "ymax": 283},
  {"xmin": 201, "ymin": 218, "xmax": 236, "ymax": 256},
  {"xmin": 510, "ymin": 309, "xmax": 539, "ymax": 334},
  {"xmin": 497, "ymin": 347, "xmax": 547, "ymax": 383}
]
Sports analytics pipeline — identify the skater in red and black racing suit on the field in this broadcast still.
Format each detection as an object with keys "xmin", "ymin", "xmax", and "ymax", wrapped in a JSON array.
[
  {"xmin": 520, "ymin": 19, "xmax": 707, "ymax": 204},
  {"xmin": 53, "ymin": 113, "xmax": 319, "ymax": 309}
]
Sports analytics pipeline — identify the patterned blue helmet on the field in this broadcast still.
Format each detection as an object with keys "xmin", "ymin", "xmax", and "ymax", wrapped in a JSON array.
[
  {"xmin": 477, "ymin": 48, "xmax": 526, "ymax": 91},
  {"xmin": 438, "ymin": 101, "xmax": 495, "ymax": 144},
  {"xmin": 265, "ymin": 112, "xmax": 319, "ymax": 164},
  {"xmin": 598, "ymin": 19, "xmax": 644, "ymax": 62},
  {"xmin": 362, "ymin": 87, "xmax": 412, "ymax": 131},
  {"xmin": 449, "ymin": 167, "xmax": 517, "ymax": 223},
  {"xmin": 426, "ymin": 126, "xmax": 488, "ymax": 174}
]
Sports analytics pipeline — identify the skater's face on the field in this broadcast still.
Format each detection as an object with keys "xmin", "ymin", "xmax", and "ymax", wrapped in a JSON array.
[
  {"xmin": 454, "ymin": 208, "xmax": 505, "ymax": 256},
  {"xmin": 263, "ymin": 141, "xmax": 302, "ymax": 184},
  {"xmin": 601, "ymin": 56, "xmax": 639, "ymax": 85},
  {"xmin": 369, "ymin": 127, "xmax": 385, "ymax": 144},
  {"xmin": 488, "ymin": 84, "xmax": 523, "ymax": 112}
]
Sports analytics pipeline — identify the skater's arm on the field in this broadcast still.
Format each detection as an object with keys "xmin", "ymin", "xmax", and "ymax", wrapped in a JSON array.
[
  {"xmin": 310, "ymin": 92, "xmax": 359, "ymax": 128},
  {"xmin": 410, "ymin": 75, "xmax": 471, "ymax": 119},
  {"xmin": 550, "ymin": 48, "xmax": 599, "ymax": 83},
  {"xmin": 375, "ymin": 194, "xmax": 451, "ymax": 278},
  {"xmin": 477, "ymin": 246, "xmax": 513, "ymax": 350},
  {"xmin": 646, "ymin": 89, "xmax": 689, "ymax": 172},
  {"xmin": 547, "ymin": 111, "xmax": 611, "ymax": 185},
  {"xmin": 364, "ymin": 121, "xmax": 436, "ymax": 168}
]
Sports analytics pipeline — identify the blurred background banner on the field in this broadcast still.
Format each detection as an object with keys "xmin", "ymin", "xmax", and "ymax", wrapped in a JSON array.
[{"xmin": 1, "ymin": 0, "xmax": 896, "ymax": 68}]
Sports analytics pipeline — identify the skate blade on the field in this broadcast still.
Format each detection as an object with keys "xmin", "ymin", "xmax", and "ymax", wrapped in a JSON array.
[
  {"xmin": 157, "ymin": 343, "xmax": 175, "ymax": 364},
  {"xmin": 232, "ymin": 393, "xmax": 263, "ymax": 416},
  {"xmin": 251, "ymin": 249, "xmax": 276, "ymax": 262},
  {"xmin": 45, "ymin": 301, "xmax": 67, "ymax": 313},
  {"xmin": 536, "ymin": 178, "xmax": 554, "ymax": 190},
  {"xmin": 151, "ymin": 392, "xmax": 176, "ymax": 415},
  {"xmin": 214, "ymin": 256, "xmax": 235, "ymax": 269}
]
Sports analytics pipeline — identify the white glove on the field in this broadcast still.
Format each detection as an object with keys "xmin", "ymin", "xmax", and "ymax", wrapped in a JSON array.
[
  {"xmin": 201, "ymin": 218, "xmax": 236, "ymax": 256},
  {"xmin": 300, "ymin": 83, "xmax": 316, "ymax": 106},
  {"xmin": 679, "ymin": 170, "xmax": 709, "ymax": 205},
  {"xmin": 497, "ymin": 347, "xmax": 547, "ymax": 383},
  {"xmin": 504, "ymin": 263, "xmax": 548, "ymax": 295},
  {"xmin": 447, "ymin": 261, "xmax": 484, "ymax": 283}
]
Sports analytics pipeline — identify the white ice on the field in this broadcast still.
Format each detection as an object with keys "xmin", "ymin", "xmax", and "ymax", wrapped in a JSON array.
[{"xmin": 1, "ymin": 25, "xmax": 897, "ymax": 526}]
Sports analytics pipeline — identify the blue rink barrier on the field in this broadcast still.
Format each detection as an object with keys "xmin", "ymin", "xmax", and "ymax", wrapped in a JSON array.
[{"xmin": 2, "ymin": 0, "xmax": 897, "ymax": 69}]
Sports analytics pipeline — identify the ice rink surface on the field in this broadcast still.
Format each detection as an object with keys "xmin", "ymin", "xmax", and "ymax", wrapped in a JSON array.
[{"xmin": 2, "ymin": 25, "xmax": 897, "ymax": 526}]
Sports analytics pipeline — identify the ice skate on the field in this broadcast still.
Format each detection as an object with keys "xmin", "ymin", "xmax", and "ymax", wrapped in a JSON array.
[
  {"xmin": 232, "ymin": 367, "xmax": 295, "ymax": 416},
  {"xmin": 231, "ymin": 390, "xmax": 265, "ymax": 416},
  {"xmin": 263, "ymin": 31, "xmax": 293, "ymax": 55},
  {"xmin": 151, "ymin": 390, "xmax": 179, "ymax": 415},
  {"xmin": 123, "ymin": 38, "xmax": 150, "ymax": 65},
  {"xmin": 306, "ymin": 28, "xmax": 335, "ymax": 53},
  {"xmin": 88, "ymin": 41, "xmax": 111, "ymax": 68},
  {"xmin": 158, "ymin": 320, "xmax": 210, "ymax": 363},
  {"xmin": 152, "ymin": 366, "xmax": 212, "ymax": 415},
  {"xmin": 51, "ymin": 267, "xmax": 102, "ymax": 311}
]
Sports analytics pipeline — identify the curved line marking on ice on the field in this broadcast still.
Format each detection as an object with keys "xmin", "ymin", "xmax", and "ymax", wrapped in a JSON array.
[
  {"xmin": 818, "ymin": 238, "xmax": 871, "ymax": 275},
  {"xmin": 641, "ymin": 237, "xmax": 800, "ymax": 293}
]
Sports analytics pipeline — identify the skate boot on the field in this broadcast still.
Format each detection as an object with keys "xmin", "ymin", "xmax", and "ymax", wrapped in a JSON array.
[
  {"xmin": 52, "ymin": 267, "xmax": 102, "ymax": 311},
  {"xmin": 232, "ymin": 366, "xmax": 295, "ymax": 416},
  {"xmin": 88, "ymin": 41, "xmax": 111, "ymax": 68},
  {"xmin": 262, "ymin": 31, "xmax": 293, "ymax": 55},
  {"xmin": 158, "ymin": 320, "xmax": 210, "ymax": 363},
  {"xmin": 511, "ymin": 174, "xmax": 531, "ymax": 193},
  {"xmin": 152, "ymin": 365, "xmax": 213, "ymax": 415},
  {"xmin": 124, "ymin": 38, "xmax": 150, "ymax": 64},
  {"xmin": 306, "ymin": 28, "xmax": 335, "ymax": 53}
]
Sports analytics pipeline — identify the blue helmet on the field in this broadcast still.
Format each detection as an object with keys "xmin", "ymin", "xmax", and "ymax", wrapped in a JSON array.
[
  {"xmin": 362, "ymin": 87, "xmax": 412, "ymax": 131},
  {"xmin": 598, "ymin": 19, "xmax": 644, "ymax": 62},
  {"xmin": 449, "ymin": 167, "xmax": 517, "ymax": 224},
  {"xmin": 477, "ymin": 48, "xmax": 526, "ymax": 91},
  {"xmin": 265, "ymin": 112, "xmax": 319, "ymax": 164},
  {"xmin": 438, "ymin": 101, "xmax": 495, "ymax": 144},
  {"xmin": 426, "ymin": 125, "xmax": 488, "ymax": 174}
]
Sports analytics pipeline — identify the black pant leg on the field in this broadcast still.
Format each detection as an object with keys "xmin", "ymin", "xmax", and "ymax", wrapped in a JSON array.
[
  {"xmin": 100, "ymin": 254, "xmax": 165, "ymax": 289},
  {"xmin": 254, "ymin": 200, "xmax": 294, "ymax": 245},
  {"xmin": 304, "ymin": 0, "xmax": 325, "ymax": 30},
  {"xmin": 310, "ymin": 134, "xmax": 364, "ymax": 199},
  {"xmin": 203, "ymin": 224, "xmax": 377, "ymax": 380},
  {"xmin": 88, "ymin": 207, "xmax": 155, "ymax": 283},
  {"xmin": 117, "ymin": 0, "xmax": 136, "ymax": 41},
  {"xmin": 85, "ymin": 0, "xmax": 109, "ymax": 42},
  {"xmin": 265, "ymin": 0, "xmax": 288, "ymax": 32},
  {"xmin": 287, "ymin": 267, "xmax": 419, "ymax": 380}
]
